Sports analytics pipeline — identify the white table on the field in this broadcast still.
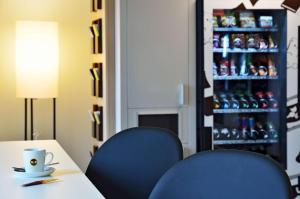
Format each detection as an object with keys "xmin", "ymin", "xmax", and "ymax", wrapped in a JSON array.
[{"xmin": 0, "ymin": 140, "xmax": 104, "ymax": 199}]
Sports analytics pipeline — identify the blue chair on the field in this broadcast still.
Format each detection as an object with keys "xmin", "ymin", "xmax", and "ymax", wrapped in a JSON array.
[
  {"xmin": 150, "ymin": 150, "xmax": 292, "ymax": 199},
  {"xmin": 86, "ymin": 127, "xmax": 183, "ymax": 199}
]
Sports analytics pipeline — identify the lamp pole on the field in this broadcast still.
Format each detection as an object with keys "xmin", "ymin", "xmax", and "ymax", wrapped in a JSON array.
[{"xmin": 24, "ymin": 99, "xmax": 27, "ymax": 140}]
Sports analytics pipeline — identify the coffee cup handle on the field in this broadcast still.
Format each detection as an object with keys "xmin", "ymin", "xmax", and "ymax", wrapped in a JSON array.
[{"xmin": 45, "ymin": 152, "xmax": 54, "ymax": 166}]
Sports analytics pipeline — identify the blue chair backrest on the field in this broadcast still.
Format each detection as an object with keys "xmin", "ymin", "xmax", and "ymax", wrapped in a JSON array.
[
  {"xmin": 150, "ymin": 150, "xmax": 292, "ymax": 199},
  {"xmin": 86, "ymin": 127, "xmax": 183, "ymax": 199}
]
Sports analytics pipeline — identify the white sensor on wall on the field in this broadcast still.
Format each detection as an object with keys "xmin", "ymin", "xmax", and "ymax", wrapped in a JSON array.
[{"xmin": 178, "ymin": 83, "xmax": 188, "ymax": 107}]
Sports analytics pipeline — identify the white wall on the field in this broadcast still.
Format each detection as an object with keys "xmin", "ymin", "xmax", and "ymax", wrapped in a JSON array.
[
  {"xmin": 0, "ymin": 0, "xmax": 92, "ymax": 171},
  {"xmin": 116, "ymin": 0, "xmax": 197, "ymax": 155},
  {"xmin": 117, "ymin": 0, "xmax": 300, "ymax": 179}
]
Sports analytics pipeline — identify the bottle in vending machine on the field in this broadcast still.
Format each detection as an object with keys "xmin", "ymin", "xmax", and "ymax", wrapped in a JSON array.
[
  {"xmin": 231, "ymin": 128, "xmax": 241, "ymax": 140},
  {"xmin": 213, "ymin": 62, "xmax": 219, "ymax": 76},
  {"xmin": 247, "ymin": 94, "xmax": 259, "ymax": 109},
  {"xmin": 248, "ymin": 54, "xmax": 258, "ymax": 76},
  {"xmin": 256, "ymin": 122, "xmax": 268, "ymax": 139},
  {"xmin": 265, "ymin": 91, "xmax": 278, "ymax": 108},
  {"xmin": 219, "ymin": 93, "xmax": 230, "ymax": 109},
  {"xmin": 241, "ymin": 117, "xmax": 249, "ymax": 140},
  {"xmin": 213, "ymin": 128, "xmax": 221, "ymax": 140},
  {"xmin": 230, "ymin": 56, "xmax": 238, "ymax": 76},
  {"xmin": 266, "ymin": 122, "xmax": 278, "ymax": 139},
  {"xmin": 213, "ymin": 95, "xmax": 221, "ymax": 109},
  {"xmin": 221, "ymin": 128, "xmax": 231, "ymax": 139},
  {"xmin": 238, "ymin": 94, "xmax": 250, "ymax": 109},
  {"xmin": 220, "ymin": 59, "xmax": 230, "ymax": 76},
  {"xmin": 248, "ymin": 117, "xmax": 259, "ymax": 140},
  {"xmin": 239, "ymin": 54, "xmax": 248, "ymax": 76},
  {"xmin": 228, "ymin": 93, "xmax": 239, "ymax": 109},
  {"xmin": 256, "ymin": 92, "xmax": 269, "ymax": 108}
]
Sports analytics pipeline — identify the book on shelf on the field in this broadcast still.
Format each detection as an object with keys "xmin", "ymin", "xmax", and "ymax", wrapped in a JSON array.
[
  {"xmin": 93, "ymin": 111, "xmax": 101, "ymax": 125},
  {"xmin": 89, "ymin": 68, "xmax": 96, "ymax": 79},
  {"xmin": 88, "ymin": 110, "xmax": 95, "ymax": 122},
  {"xmin": 89, "ymin": 26, "xmax": 95, "ymax": 38},
  {"xmin": 91, "ymin": 0, "xmax": 95, "ymax": 12},
  {"xmin": 92, "ymin": 24, "xmax": 100, "ymax": 37},
  {"xmin": 97, "ymin": 0, "xmax": 102, "ymax": 10},
  {"xmin": 93, "ymin": 145, "xmax": 99, "ymax": 155},
  {"xmin": 93, "ymin": 68, "xmax": 100, "ymax": 81}
]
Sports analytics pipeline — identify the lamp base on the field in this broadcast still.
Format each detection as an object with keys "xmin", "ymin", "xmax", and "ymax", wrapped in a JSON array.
[{"xmin": 24, "ymin": 98, "xmax": 56, "ymax": 140}]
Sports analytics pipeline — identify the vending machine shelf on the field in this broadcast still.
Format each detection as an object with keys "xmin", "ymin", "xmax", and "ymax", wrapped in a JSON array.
[
  {"xmin": 213, "ymin": 108, "xmax": 279, "ymax": 114},
  {"xmin": 213, "ymin": 139, "xmax": 278, "ymax": 145},
  {"xmin": 213, "ymin": 27, "xmax": 278, "ymax": 32}
]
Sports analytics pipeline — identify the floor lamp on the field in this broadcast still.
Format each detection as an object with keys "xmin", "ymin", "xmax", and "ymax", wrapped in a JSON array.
[{"xmin": 16, "ymin": 21, "xmax": 59, "ymax": 140}]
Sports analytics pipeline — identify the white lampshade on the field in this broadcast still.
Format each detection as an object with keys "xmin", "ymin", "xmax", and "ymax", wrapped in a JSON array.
[{"xmin": 16, "ymin": 21, "xmax": 59, "ymax": 98}]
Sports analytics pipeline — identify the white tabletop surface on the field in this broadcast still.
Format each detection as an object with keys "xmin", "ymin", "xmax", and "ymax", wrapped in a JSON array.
[{"xmin": 0, "ymin": 140, "xmax": 104, "ymax": 199}]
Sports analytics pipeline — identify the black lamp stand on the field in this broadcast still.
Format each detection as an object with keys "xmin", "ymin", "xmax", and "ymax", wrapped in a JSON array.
[{"xmin": 24, "ymin": 98, "xmax": 56, "ymax": 140}]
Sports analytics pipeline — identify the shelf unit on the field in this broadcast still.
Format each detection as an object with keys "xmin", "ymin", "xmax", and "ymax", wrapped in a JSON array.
[{"xmin": 89, "ymin": 0, "xmax": 115, "ymax": 157}]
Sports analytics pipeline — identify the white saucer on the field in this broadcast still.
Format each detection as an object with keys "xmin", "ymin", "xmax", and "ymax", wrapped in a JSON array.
[{"xmin": 14, "ymin": 167, "xmax": 55, "ymax": 178}]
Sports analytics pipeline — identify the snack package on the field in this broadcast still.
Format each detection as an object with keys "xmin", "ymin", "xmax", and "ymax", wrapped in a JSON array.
[
  {"xmin": 249, "ymin": 65, "xmax": 258, "ymax": 76},
  {"xmin": 231, "ymin": 34, "xmax": 245, "ymax": 49},
  {"xmin": 213, "ymin": 16, "xmax": 219, "ymax": 28},
  {"xmin": 213, "ymin": 33, "xmax": 220, "ymax": 48},
  {"xmin": 259, "ymin": 16, "xmax": 273, "ymax": 28},
  {"xmin": 259, "ymin": 37, "xmax": 268, "ymax": 49},
  {"xmin": 268, "ymin": 56, "xmax": 277, "ymax": 76},
  {"xmin": 258, "ymin": 65, "xmax": 268, "ymax": 76},
  {"xmin": 221, "ymin": 14, "xmax": 237, "ymax": 27},
  {"xmin": 246, "ymin": 34, "xmax": 260, "ymax": 49},
  {"xmin": 268, "ymin": 35, "xmax": 277, "ymax": 48},
  {"xmin": 240, "ymin": 11, "xmax": 256, "ymax": 28}
]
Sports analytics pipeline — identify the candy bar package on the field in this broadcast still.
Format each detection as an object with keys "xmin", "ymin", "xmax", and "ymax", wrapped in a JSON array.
[
  {"xmin": 259, "ymin": 16, "xmax": 273, "ymax": 28},
  {"xmin": 240, "ymin": 11, "xmax": 256, "ymax": 28},
  {"xmin": 231, "ymin": 34, "xmax": 245, "ymax": 49},
  {"xmin": 246, "ymin": 34, "xmax": 260, "ymax": 49},
  {"xmin": 213, "ymin": 33, "xmax": 220, "ymax": 48},
  {"xmin": 221, "ymin": 14, "xmax": 237, "ymax": 27}
]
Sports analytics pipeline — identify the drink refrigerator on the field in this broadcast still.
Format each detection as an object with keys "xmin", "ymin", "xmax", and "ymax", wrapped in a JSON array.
[{"xmin": 196, "ymin": 1, "xmax": 287, "ymax": 167}]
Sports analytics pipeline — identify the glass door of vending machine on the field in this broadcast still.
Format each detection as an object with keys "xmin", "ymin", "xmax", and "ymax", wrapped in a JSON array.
[{"xmin": 197, "ymin": 1, "xmax": 287, "ymax": 167}]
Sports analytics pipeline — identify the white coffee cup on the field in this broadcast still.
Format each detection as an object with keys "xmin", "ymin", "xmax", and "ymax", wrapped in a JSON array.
[{"xmin": 23, "ymin": 148, "xmax": 54, "ymax": 173}]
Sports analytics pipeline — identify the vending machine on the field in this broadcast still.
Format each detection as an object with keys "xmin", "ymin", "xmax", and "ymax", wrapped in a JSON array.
[{"xmin": 196, "ymin": 1, "xmax": 287, "ymax": 167}]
